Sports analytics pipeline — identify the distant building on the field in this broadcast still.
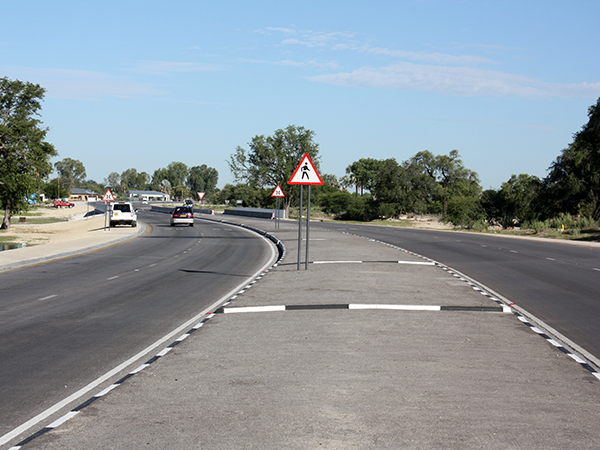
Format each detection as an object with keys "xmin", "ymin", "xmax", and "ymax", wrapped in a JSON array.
[
  {"xmin": 70, "ymin": 188, "xmax": 98, "ymax": 201},
  {"xmin": 127, "ymin": 190, "xmax": 170, "ymax": 202}
]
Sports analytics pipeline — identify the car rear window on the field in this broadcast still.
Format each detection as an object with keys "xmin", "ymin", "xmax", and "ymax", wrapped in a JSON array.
[
  {"xmin": 114, "ymin": 204, "xmax": 131, "ymax": 212},
  {"xmin": 173, "ymin": 207, "xmax": 191, "ymax": 214}
]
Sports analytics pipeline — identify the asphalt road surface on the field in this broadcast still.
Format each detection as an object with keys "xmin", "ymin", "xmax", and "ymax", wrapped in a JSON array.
[
  {"xmin": 0, "ymin": 210, "xmax": 275, "ymax": 438},
  {"xmin": 315, "ymin": 222, "xmax": 600, "ymax": 360}
]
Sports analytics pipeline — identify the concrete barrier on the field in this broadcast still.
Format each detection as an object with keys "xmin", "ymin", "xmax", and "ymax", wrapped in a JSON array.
[{"xmin": 223, "ymin": 207, "xmax": 279, "ymax": 219}]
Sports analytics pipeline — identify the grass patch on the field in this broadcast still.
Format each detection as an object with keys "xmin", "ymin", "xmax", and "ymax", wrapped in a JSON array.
[
  {"xmin": 18, "ymin": 217, "xmax": 67, "ymax": 224},
  {"xmin": 0, "ymin": 235, "xmax": 18, "ymax": 244}
]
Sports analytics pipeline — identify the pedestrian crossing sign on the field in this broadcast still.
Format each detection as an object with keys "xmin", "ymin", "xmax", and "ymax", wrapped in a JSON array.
[{"xmin": 288, "ymin": 153, "xmax": 323, "ymax": 185}]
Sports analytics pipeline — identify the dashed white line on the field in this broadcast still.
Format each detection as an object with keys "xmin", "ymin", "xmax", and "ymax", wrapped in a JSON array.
[
  {"xmin": 107, "ymin": 276, "xmax": 119, "ymax": 281},
  {"xmin": 547, "ymin": 258, "xmax": 556, "ymax": 261},
  {"xmin": 39, "ymin": 295, "xmax": 57, "ymax": 301}
]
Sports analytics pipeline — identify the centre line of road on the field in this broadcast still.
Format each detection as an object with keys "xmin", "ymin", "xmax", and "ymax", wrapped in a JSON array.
[{"xmin": 39, "ymin": 295, "xmax": 57, "ymax": 301}]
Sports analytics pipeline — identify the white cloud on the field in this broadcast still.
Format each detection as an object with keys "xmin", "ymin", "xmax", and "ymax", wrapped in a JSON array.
[
  {"xmin": 0, "ymin": 66, "xmax": 163, "ymax": 100},
  {"xmin": 132, "ymin": 60, "xmax": 225, "ymax": 75},
  {"xmin": 308, "ymin": 62, "xmax": 600, "ymax": 98},
  {"xmin": 366, "ymin": 47, "xmax": 496, "ymax": 65}
]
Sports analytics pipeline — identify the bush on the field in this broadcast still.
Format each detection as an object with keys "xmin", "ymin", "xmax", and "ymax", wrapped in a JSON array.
[
  {"xmin": 444, "ymin": 196, "xmax": 484, "ymax": 229},
  {"xmin": 522, "ymin": 220, "xmax": 550, "ymax": 233},
  {"xmin": 341, "ymin": 195, "xmax": 378, "ymax": 221}
]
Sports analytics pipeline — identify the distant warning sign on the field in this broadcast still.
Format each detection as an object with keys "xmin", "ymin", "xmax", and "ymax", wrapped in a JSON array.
[
  {"xmin": 271, "ymin": 185, "xmax": 285, "ymax": 197},
  {"xmin": 102, "ymin": 189, "xmax": 116, "ymax": 201},
  {"xmin": 288, "ymin": 153, "xmax": 323, "ymax": 185}
]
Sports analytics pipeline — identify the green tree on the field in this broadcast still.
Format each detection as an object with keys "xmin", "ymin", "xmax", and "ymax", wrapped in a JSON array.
[
  {"xmin": 228, "ymin": 125, "xmax": 320, "ymax": 216},
  {"xmin": 410, "ymin": 149, "xmax": 480, "ymax": 215},
  {"xmin": 120, "ymin": 168, "xmax": 150, "ymax": 192},
  {"xmin": 346, "ymin": 158, "xmax": 381, "ymax": 195},
  {"xmin": 105, "ymin": 171, "xmax": 121, "ymax": 193},
  {"xmin": 500, "ymin": 174, "xmax": 542, "ymax": 224},
  {"xmin": 543, "ymin": 97, "xmax": 600, "ymax": 219},
  {"xmin": 43, "ymin": 178, "xmax": 70, "ymax": 199},
  {"xmin": 166, "ymin": 161, "xmax": 188, "ymax": 188},
  {"xmin": 54, "ymin": 157, "xmax": 86, "ymax": 191},
  {"xmin": 0, "ymin": 77, "xmax": 57, "ymax": 229},
  {"xmin": 187, "ymin": 164, "xmax": 219, "ymax": 199}
]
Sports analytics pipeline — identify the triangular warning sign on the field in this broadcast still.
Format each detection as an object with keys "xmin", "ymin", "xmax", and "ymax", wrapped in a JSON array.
[
  {"xmin": 271, "ymin": 185, "xmax": 285, "ymax": 197},
  {"xmin": 288, "ymin": 153, "xmax": 324, "ymax": 185},
  {"xmin": 102, "ymin": 189, "xmax": 116, "ymax": 201}
]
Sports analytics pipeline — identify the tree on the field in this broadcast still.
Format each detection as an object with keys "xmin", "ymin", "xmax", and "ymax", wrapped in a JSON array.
[
  {"xmin": 166, "ymin": 161, "xmax": 188, "ymax": 188},
  {"xmin": 120, "ymin": 168, "xmax": 150, "ymax": 192},
  {"xmin": 187, "ymin": 164, "xmax": 218, "ymax": 199},
  {"xmin": 409, "ymin": 149, "xmax": 480, "ymax": 215},
  {"xmin": 500, "ymin": 174, "xmax": 542, "ymax": 224},
  {"xmin": 105, "ymin": 172, "xmax": 121, "ymax": 193},
  {"xmin": 55, "ymin": 157, "xmax": 86, "ymax": 191},
  {"xmin": 151, "ymin": 162, "xmax": 188, "ymax": 192},
  {"xmin": 0, "ymin": 77, "xmax": 57, "ymax": 229},
  {"xmin": 228, "ymin": 125, "xmax": 320, "ymax": 216},
  {"xmin": 346, "ymin": 158, "xmax": 381, "ymax": 195},
  {"xmin": 543, "ymin": 97, "xmax": 600, "ymax": 219}
]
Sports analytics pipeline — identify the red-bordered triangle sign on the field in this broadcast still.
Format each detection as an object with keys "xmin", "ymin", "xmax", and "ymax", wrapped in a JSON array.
[
  {"xmin": 197, "ymin": 192, "xmax": 205, "ymax": 199},
  {"xmin": 288, "ymin": 153, "xmax": 323, "ymax": 185},
  {"xmin": 102, "ymin": 189, "xmax": 116, "ymax": 201},
  {"xmin": 271, "ymin": 185, "xmax": 285, "ymax": 197}
]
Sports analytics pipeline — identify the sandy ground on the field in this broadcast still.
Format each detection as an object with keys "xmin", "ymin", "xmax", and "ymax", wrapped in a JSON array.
[{"xmin": 0, "ymin": 203, "xmax": 111, "ymax": 247}]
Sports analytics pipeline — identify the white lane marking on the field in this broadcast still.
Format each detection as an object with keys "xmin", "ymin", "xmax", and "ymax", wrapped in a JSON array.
[
  {"xmin": 594, "ymin": 268, "xmax": 600, "ymax": 272},
  {"xmin": 107, "ymin": 276, "xmax": 119, "ymax": 281},
  {"xmin": 47, "ymin": 411, "xmax": 79, "ymax": 429},
  {"xmin": 149, "ymin": 263, "xmax": 157, "ymax": 267},
  {"xmin": 547, "ymin": 258, "xmax": 556, "ymax": 261},
  {"xmin": 313, "ymin": 260, "xmax": 362, "ymax": 264},
  {"xmin": 350, "ymin": 304, "xmax": 441, "ymax": 311},
  {"xmin": 568, "ymin": 353, "xmax": 587, "ymax": 364},
  {"xmin": 398, "ymin": 261, "xmax": 435, "ymax": 265},
  {"xmin": 96, "ymin": 384, "xmax": 119, "ymax": 397},
  {"xmin": 481, "ymin": 245, "xmax": 487, "ymax": 248},
  {"xmin": 510, "ymin": 250, "xmax": 518, "ymax": 253},
  {"xmin": 223, "ymin": 305, "xmax": 286, "ymax": 313},
  {"xmin": 39, "ymin": 295, "xmax": 57, "ymax": 301}
]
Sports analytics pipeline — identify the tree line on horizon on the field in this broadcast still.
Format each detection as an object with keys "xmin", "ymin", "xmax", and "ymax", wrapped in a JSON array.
[{"xmin": 2, "ymin": 74, "xmax": 599, "ymax": 232}]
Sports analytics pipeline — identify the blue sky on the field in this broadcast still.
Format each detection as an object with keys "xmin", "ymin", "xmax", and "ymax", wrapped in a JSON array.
[{"xmin": 2, "ymin": 0, "xmax": 599, "ymax": 190}]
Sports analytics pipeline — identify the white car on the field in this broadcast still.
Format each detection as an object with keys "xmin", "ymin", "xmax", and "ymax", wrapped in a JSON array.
[
  {"xmin": 110, "ymin": 202, "xmax": 137, "ymax": 227},
  {"xmin": 170, "ymin": 206, "xmax": 194, "ymax": 227}
]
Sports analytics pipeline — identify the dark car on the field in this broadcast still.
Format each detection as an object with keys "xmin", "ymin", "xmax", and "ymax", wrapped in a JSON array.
[{"xmin": 171, "ymin": 206, "xmax": 194, "ymax": 227}]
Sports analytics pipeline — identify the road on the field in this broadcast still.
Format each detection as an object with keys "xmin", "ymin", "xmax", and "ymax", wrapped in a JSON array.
[
  {"xmin": 0, "ymin": 210, "xmax": 275, "ymax": 438},
  {"xmin": 315, "ymin": 222, "xmax": 600, "ymax": 360}
]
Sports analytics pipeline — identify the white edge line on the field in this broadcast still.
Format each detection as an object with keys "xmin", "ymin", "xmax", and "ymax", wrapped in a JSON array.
[{"xmin": 0, "ymin": 225, "xmax": 278, "ymax": 447}]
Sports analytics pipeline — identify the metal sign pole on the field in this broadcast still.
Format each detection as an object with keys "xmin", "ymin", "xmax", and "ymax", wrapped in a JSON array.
[
  {"xmin": 305, "ymin": 185, "xmax": 311, "ymax": 270},
  {"xmin": 104, "ymin": 201, "xmax": 108, "ymax": 231},
  {"xmin": 297, "ymin": 185, "xmax": 303, "ymax": 270}
]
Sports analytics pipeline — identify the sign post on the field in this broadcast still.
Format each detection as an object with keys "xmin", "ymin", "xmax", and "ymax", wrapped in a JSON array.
[
  {"xmin": 271, "ymin": 185, "xmax": 285, "ymax": 230},
  {"xmin": 288, "ymin": 153, "xmax": 323, "ymax": 270},
  {"xmin": 102, "ymin": 189, "xmax": 116, "ymax": 231}
]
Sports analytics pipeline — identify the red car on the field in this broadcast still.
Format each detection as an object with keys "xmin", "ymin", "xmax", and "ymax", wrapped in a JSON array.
[{"xmin": 54, "ymin": 199, "xmax": 75, "ymax": 208}]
